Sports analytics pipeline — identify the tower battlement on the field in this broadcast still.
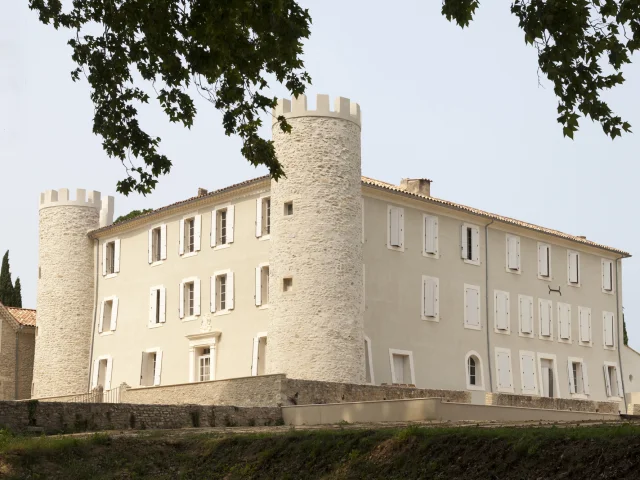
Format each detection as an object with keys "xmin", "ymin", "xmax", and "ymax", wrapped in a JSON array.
[
  {"xmin": 39, "ymin": 189, "xmax": 114, "ymax": 227},
  {"xmin": 272, "ymin": 94, "xmax": 361, "ymax": 127}
]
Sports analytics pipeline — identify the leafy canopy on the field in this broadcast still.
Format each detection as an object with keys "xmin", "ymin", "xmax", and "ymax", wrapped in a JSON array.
[
  {"xmin": 29, "ymin": 0, "xmax": 311, "ymax": 195},
  {"xmin": 443, "ymin": 0, "xmax": 639, "ymax": 139},
  {"xmin": 114, "ymin": 208, "xmax": 154, "ymax": 224}
]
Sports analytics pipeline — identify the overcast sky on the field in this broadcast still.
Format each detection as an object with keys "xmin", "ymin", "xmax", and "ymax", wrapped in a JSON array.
[{"xmin": 1, "ymin": 2, "xmax": 639, "ymax": 348}]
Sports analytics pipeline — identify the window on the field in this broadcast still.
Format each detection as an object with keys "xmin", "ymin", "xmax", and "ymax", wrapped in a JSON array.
[
  {"xmin": 604, "ymin": 362, "xmax": 622, "ymax": 398},
  {"xmin": 98, "ymin": 297, "xmax": 118, "ymax": 333},
  {"xmin": 602, "ymin": 259, "xmax": 614, "ymax": 293},
  {"xmin": 519, "ymin": 351, "xmax": 538, "ymax": 395},
  {"xmin": 210, "ymin": 270, "xmax": 234, "ymax": 313},
  {"xmin": 180, "ymin": 277, "xmax": 201, "ymax": 319},
  {"xmin": 283, "ymin": 277, "xmax": 293, "ymax": 292},
  {"xmin": 557, "ymin": 302, "xmax": 571, "ymax": 343},
  {"xmin": 518, "ymin": 295, "xmax": 534, "ymax": 337},
  {"xmin": 140, "ymin": 350, "xmax": 162, "ymax": 386},
  {"xmin": 494, "ymin": 290, "xmax": 510, "ymax": 334},
  {"xmin": 464, "ymin": 284, "xmax": 481, "ymax": 330},
  {"xmin": 256, "ymin": 196, "xmax": 271, "ymax": 238},
  {"xmin": 180, "ymin": 215, "xmax": 201, "ymax": 255},
  {"xmin": 92, "ymin": 356, "xmax": 113, "ymax": 391},
  {"xmin": 495, "ymin": 348, "xmax": 514, "ymax": 393},
  {"xmin": 148, "ymin": 225, "xmax": 167, "ymax": 263},
  {"xmin": 387, "ymin": 205, "xmax": 404, "ymax": 250},
  {"xmin": 149, "ymin": 286, "xmax": 166, "ymax": 326},
  {"xmin": 211, "ymin": 206, "xmax": 235, "ymax": 247},
  {"xmin": 251, "ymin": 333, "xmax": 268, "ymax": 376},
  {"xmin": 102, "ymin": 240, "xmax": 120, "ymax": 276},
  {"xmin": 461, "ymin": 223, "xmax": 480, "ymax": 265},
  {"xmin": 421, "ymin": 276, "xmax": 439, "ymax": 321},
  {"xmin": 603, "ymin": 311, "xmax": 616, "ymax": 348},
  {"xmin": 505, "ymin": 234, "xmax": 521, "ymax": 273},
  {"xmin": 255, "ymin": 264, "xmax": 270, "ymax": 307},
  {"xmin": 538, "ymin": 298, "xmax": 553, "ymax": 339},
  {"xmin": 284, "ymin": 201, "xmax": 293, "ymax": 216},
  {"xmin": 537, "ymin": 243, "xmax": 551, "ymax": 279},
  {"xmin": 465, "ymin": 351, "xmax": 484, "ymax": 390},
  {"xmin": 568, "ymin": 358, "xmax": 589, "ymax": 396},
  {"xmin": 578, "ymin": 306, "xmax": 592, "ymax": 345},
  {"xmin": 389, "ymin": 349, "xmax": 415, "ymax": 385},
  {"xmin": 198, "ymin": 347, "xmax": 211, "ymax": 382},
  {"xmin": 423, "ymin": 214, "xmax": 438, "ymax": 257},
  {"xmin": 364, "ymin": 336, "xmax": 375, "ymax": 384},
  {"xmin": 538, "ymin": 355, "xmax": 558, "ymax": 398},
  {"xmin": 567, "ymin": 250, "xmax": 580, "ymax": 286}
]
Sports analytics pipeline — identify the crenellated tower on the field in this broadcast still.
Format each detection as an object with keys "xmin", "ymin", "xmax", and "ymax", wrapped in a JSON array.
[
  {"xmin": 33, "ymin": 189, "xmax": 114, "ymax": 398},
  {"xmin": 267, "ymin": 94, "xmax": 365, "ymax": 384}
]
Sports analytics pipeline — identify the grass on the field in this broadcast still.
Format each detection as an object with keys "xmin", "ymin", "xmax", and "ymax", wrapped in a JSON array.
[{"xmin": 1, "ymin": 424, "xmax": 639, "ymax": 479}]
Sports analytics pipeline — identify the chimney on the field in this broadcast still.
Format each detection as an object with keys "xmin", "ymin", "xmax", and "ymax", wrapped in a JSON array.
[
  {"xmin": 197, "ymin": 188, "xmax": 208, "ymax": 197},
  {"xmin": 399, "ymin": 178, "xmax": 431, "ymax": 197}
]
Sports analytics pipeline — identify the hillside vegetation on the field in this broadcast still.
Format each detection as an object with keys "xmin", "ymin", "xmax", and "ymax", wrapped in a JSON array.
[{"xmin": 1, "ymin": 424, "xmax": 639, "ymax": 479}]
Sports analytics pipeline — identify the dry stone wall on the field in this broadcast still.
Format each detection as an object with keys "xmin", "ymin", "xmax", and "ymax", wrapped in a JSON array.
[
  {"xmin": 486, "ymin": 392, "xmax": 620, "ymax": 414},
  {"xmin": 16, "ymin": 331, "xmax": 34, "ymax": 400},
  {"xmin": 0, "ymin": 320, "xmax": 16, "ymax": 400}
]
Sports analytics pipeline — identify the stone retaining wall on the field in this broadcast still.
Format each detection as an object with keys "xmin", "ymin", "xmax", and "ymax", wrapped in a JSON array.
[
  {"xmin": 485, "ymin": 393, "xmax": 620, "ymax": 414},
  {"xmin": 0, "ymin": 401, "xmax": 281, "ymax": 434}
]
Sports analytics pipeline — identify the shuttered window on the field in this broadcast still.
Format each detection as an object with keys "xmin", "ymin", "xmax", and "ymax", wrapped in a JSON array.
[
  {"xmin": 506, "ymin": 234, "xmax": 520, "ymax": 272},
  {"xmin": 464, "ymin": 284, "xmax": 481, "ymax": 329},
  {"xmin": 539, "ymin": 299, "xmax": 553, "ymax": 338},
  {"xmin": 149, "ymin": 286, "xmax": 166, "ymax": 326},
  {"xmin": 604, "ymin": 363, "xmax": 622, "ymax": 397},
  {"xmin": 538, "ymin": 243, "xmax": 551, "ymax": 278},
  {"xmin": 603, "ymin": 311, "xmax": 615, "ymax": 348},
  {"xmin": 211, "ymin": 270, "xmax": 235, "ymax": 313},
  {"xmin": 422, "ymin": 276, "xmax": 439, "ymax": 320},
  {"xmin": 388, "ymin": 206, "xmax": 404, "ymax": 249},
  {"xmin": 568, "ymin": 358, "xmax": 589, "ymax": 395},
  {"xmin": 256, "ymin": 196, "xmax": 271, "ymax": 238},
  {"xmin": 519, "ymin": 295, "xmax": 534, "ymax": 335},
  {"xmin": 461, "ymin": 224, "xmax": 480, "ymax": 264},
  {"xmin": 423, "ymin": 215, "xmax": 438, "ymax": 256},
  {"xmin": 494, "ymin": 290, "xmax": 510, "ymax": 333},
  {"xmin": 212, "ymin": 206, "xmax": 235, "ymax": 247},
  {"xmin": 495, "ymin": 348, "xmax": 514, "ymax": 392},
  {"xmin": 558, "ymin": 302, "xmax": 571, "ymax": 341},
  {"xmin": 578, "ymin": 306, "xmax": 591, "ymax": 344},
  {"xmin": 520, "ymin": 351, "xmax": 537, "ymax": 394},
  {"xmin": 148, "ymin": 225, "xmax": 167, "ymax": 263},
  {"xmin": 568, "ymin": 251, "xmax": 580, "ymax": 285},
  {"xmin": 602, "ymin": 259, "xmax": 614, "ymax": 292}
]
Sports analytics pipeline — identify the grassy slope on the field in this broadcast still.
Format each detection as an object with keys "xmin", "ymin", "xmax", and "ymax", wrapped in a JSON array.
[{"xmin": 1, "ymin": 424, "xmax": 639, "ymax": 479}]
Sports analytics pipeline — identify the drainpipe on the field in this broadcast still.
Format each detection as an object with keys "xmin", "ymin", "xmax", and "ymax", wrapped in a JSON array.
[
  {"xmin": 484, "ymin": 220, "xmax": 495, "ymax": 393},
  {"xmin": 87, "ymin": 238, "xmax": 100, "ymax": 392},
  {"xmin": 615, "ymin": 255, "xmax": 627, "ymax": 414}
]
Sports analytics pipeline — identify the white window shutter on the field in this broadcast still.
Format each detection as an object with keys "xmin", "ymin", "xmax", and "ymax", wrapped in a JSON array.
[
  {"xmin": 579, "ymin": 308, "xmax": 591, "ymax": 343},
  {"xmin": 228, "ymin": 271, "xmax": 235, "ymax": 310},
  {"xmin": 179, "ymin": 219, "xmax": 185, "ymax": 255},
  {"xmin": 520, "ymin": 296, "xmax": 533, "ymax": 334},
  {"xmin": 521, "ymin": 353, "xmax": 536, "ymax": 393},
  {"xmin": 567, "ymin": 360, "xmax": 576, "ymax": 394},
  {"xmin": 92, "ymin": 359, "xmax": 100, "ymax": 388},
  {"xmin": 179, "ymin": 282, "xmax": 185, "ymax": 319},
  {"xmin": 424, "ymin": 216, "xmax": 437, "ymax": 254},
  {"xmin": 194, "ymin": 278, "xmax": 201, "ymax": 316},
  {"xmin": 465, "ymin": 286, "xmax": 480, "ymax": 327},
  {"xmin": 194, "ymin": 215, "xmax": 202, "ymax": 251},
  {"xmin": 210, "ymin": 275, "xmax": 216, "ymax": 313},
  {"xmin": 114, "ymin": 239, "xmax": 121, "ymax": 273},
  {"xmin": 228, "ymin": 205, "xmax": 235, "ymax": 243},
  {"xmin": 461, "ymin": 225, "xmax": 468, "ymax": 259},
  {"xmin": 148, "ymin": 229, "xmax": 153, "ymax": 264},
  {"xmin": 605, "ymin": 313, "xmax": 614, "ymax": 347},
  {"xmin": 560, "ymin": 304, "xmax": 570, "ymax": 339},
  {"xmin": 153, "ymin": 351, "xmax": 163, "ymax": 386},
  {"xmin": 507, "ymin": 236, "xmax": 519, "ymax": 270},
  {"xmin": 110, "ymin": 297, "xmax": 119, "ymax": 331},
  {"xmin": 472, "ymin": 227, "xmax": 480, "ymax": 262},
  {"xmin": 537, "ymin": 244, "xmax": 546, "ymax": 276},
  {"xmin": 149, "ymin": 288, "xmax": 157, "ymax": 326},
  {"xmin": 603, "ymin": 365, "xmax": 612, "ymax": 396},
  {"xmin": 540, "ymin": 300, "xmax": 551, "ymax": 336},
  {"xmin": 496, "ymin": 291, "xmax": 509, "ymax": 331},
  {"xmin": 569, "ymin": 252, "xmax": 579, "ymax": 283},
  {"xmin": 159, "ymin": 287, "xmax": 166, "ymax": 323},
  {"xmin": 211, "ymin": 210, "xmax": 217, "ymax": 247},
  {"xmin": 390, "ymin": 208, "xmax": 400, "ymax": 247},
  {"xmin": 251, "ymin": 337, "xmax": 259, "ymax": 376},
  {"xmin": 603, "ymin": 260, "xmax": 613, "ymax": 291},
  {"xmin": 255, "ymin": 267, "xmax": 262, "ymax": 306},
  {"xmin": 160, "ymin": 224, "xmax": 167, "ymax": 260},
  {"xmin": 497, "ymin": 351, "xmax": 512, "ymax": 389},
  {"xmin": 102, "ymin": 242, "xmax": 108, "ymax": 275},
  {"xmin": 423, "ymin": 277, "xmax": 437, "ymax": 317},
  {"xmin": 582, "ymin": 362, "xmax": 590, "ymax": 394},
  {"xmin": 105, "ymin": 357, "xmax": 113, "ymax": 391},
  {"xmin": 98, "ymin": 301, "xmax": 105, "ymax": 334},
  {"xmin": 256, "ymin": 198, "xmax": 262, "ymax": 237}
]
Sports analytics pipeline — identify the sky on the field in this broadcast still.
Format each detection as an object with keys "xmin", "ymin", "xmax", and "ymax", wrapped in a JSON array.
[{"xmin": 1, "ymin": 2, "xmax": 639, "ymax": 348}]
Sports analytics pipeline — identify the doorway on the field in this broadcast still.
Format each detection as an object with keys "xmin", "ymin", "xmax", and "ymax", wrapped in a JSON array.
[{"xmin": 541, "ymin": 358, "xmax": 555, "ymax": 398}]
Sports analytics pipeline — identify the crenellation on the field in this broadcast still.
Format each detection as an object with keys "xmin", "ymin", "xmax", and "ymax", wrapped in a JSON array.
[
  {"xmin": 39, "ymin": 188, "xmax": 110, "ymax": 211},
  {"xmin": 272, "ymin": 94, "xmax": 361, "ymax": 127}
]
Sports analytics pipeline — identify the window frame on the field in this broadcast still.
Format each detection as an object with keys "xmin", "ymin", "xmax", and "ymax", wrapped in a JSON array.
[
  {"xmin": 567, "ymin": 356, "xmax": 590, "ymax": 398},
  {"xmin": 102, "ymin": 238, "xmax": 120, "ymax": 278},
  {"xmin": 518, "ymin": 294, "xmax": 535, "ymax": 338},
  {"xmin": 179, "ymin": 214, "xmax": 201, "ymax": 257},
  {"xmin": 91, "ymin": 354, "xmax": 113, "ymax": 391},
  {"xmin": 148, "ymin": 285, "xmax": 166, "ymax": 328},
  {"xmin": 602, "ymin": 258, "xmax": 615, "ymax": 294},
  {"xmin": 188, "ymin": 333, "xmax": 220, "ymax": 383},
  {"xmin": 386, "ymin": 205, "xmax": 405, "ymax": 252},
  {"xmin": 603, "ymin": 311, "xmax": 616, "ymax": 350},
  {"xmin": 148, "ymin": 224, "xmax": 167, "ymax": 265},
  {"xmin": 538, "ymin": 298, "xmax": 553, "ymax": 341},
  {"xmin": 537, "ymin": 242, "xmax": 552, "ymax": 281},
  {"xmin": 461, "ymin": 223, "xmax": 480, "ymax": 266},
  {"xmin": 567, "ymin": 250, "xmax": 581, "ymax": 287},
  {"xmin": 495, "ymin": 347, "xmax": 515, "ymax": 393},
  {"xmin": 421, "ymin": 275, "xmax": 440, "ymax": 322},
  {"xmin": 464, "ymin": 350, "xmax": 485, "ymax": 391},
  {"xmin": 140, "ymin": 348, "xmax": 163, "ymax": 387},
  {"xmin": 537, "ymin": 352, "xmax": 560, "ymax": 399},
  {"xmin": 388, "ymin": 348, "xmax": 415, "ymax": 385},
  {"xmin": 364, "ymin": 335, "xmax": 375, "ymax": 385},
  {"xmin": 211, "ymin": 204, "xmax": 235, "ymax": 249},
  {"xmin": 505, "ymin": 234, "xmax": 521, "ymax": 274},
  {"xmin": 578, "ymin": 306, "xmax": 592, "ymax": 347},
  {"xmin": 463, "ymin": 284, "xmax": 482, "ymax": 331},
  {"xmin": 493, "ymin": 290, "xmax": 511, "ymax": 335},
  {"xmin": 519, "ymin": 350, "xmax": 539, "ymax": 395},
  {"xmin": 255, "ymin": 263, "xmax": 270, "ymax": 308},
  {"xmin": 256, "ymin": 195, "xmax": 271, "ymax": 240},
  {"xmin": 179, "ymin": 276, "xmax": 201, "ymax": 321},
  {"xmin": 557, "ymin": 302, "xmax": 572, "ymax": 344},
  {"xmin": 422, "ymin": 214, "xmax": 439, "ymax": 258},
  {"xmin": 98, "ymin": 296, "xmax": 118, "ymax": 334},
  {"xmin": 211, "ymin": 269, "xmax": 234, "ymax": 315},
  {"xmin": 603, "ymin": 361, "xmax": 623, "ymax": 399}
]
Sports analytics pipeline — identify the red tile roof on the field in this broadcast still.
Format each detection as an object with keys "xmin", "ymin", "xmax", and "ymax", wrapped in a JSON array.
[{"xmin": 6, "ymin": 307, "xmax": 36, "ymax": 327}]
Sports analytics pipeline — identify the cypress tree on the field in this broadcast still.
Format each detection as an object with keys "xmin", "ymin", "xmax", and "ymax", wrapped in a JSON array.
[
  {"xmin": 624, "ymin": 314, "xmax": 629, "ymax": 346},
  {"xmin": 12, "ymin": 277, "xmax": 22, "ymax": 308},
  {"xmin": 0, "ymin": 251, "xmax": 15, "ymax": 306}
]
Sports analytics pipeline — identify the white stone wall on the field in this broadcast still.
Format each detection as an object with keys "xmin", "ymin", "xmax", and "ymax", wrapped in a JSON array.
[
  {"xmin": 267, "ymin": 100, "xmax": 365, "ymax": 384},
  {"xmin": 33, "ymin": 205, "xmax": 99, "ymax": 397}
]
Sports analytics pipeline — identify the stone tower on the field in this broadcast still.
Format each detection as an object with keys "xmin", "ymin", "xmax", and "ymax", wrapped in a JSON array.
[
  {"xmin": 33, "ymin": 189, "xmax": 114, "ymax": 398},
  {"xmin": 267, "ymin": 94, "xmax": 365, "ymax": 384}
]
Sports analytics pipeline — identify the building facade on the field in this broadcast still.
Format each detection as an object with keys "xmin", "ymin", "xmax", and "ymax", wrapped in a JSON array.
[
  {"xmin": 0, "ymin": 302, "xmax": 36, "ymax": 400},
  {"xmin": 33, "ymin": 94, "xmax": 634, "ymax": 407}
]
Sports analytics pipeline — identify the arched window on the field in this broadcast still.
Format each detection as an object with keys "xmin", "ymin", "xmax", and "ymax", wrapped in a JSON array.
[{"xmin": 464, "ymin": 351, "xmax": 485, "ymax": 391}]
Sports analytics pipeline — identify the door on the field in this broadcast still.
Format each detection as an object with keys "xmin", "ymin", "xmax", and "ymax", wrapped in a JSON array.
[
  {"xmin": 393, "ymin": 355, "xmax": 405, "ymax": 384},
  {"xmin": 257, "ymin": 337, "xmax": 267, "ymax": 376},
  {"xmin": 541, "ymin": 359, "xmax": 554, "ymax": 398}
]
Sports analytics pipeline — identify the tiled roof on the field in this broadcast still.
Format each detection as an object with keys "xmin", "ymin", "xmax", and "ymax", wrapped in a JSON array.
[
  {"xmin": 90, "ymin": 174, "xmax": 630, "ymax": 257},
  {"xmin": 362, "ymin": 176, "xmax": 630, "ymax": 257},
  {"xmin": 6, "ymin": 307, "xmax": 37, "ymax": 327}
]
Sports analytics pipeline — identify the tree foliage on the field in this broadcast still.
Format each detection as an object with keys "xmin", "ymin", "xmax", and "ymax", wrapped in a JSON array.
[
  {"xmin": 12, "ymin": 278, "xmax": 23, "ymax": 309},
  {"xmin": 0, "ymin": 251, "xmax": 22, "ymax": 308},
  {"xmin": 114, "ymin": 208, "xmax": 154, "ymax": 224},
  {"xmin": 443, "ymin": 0, "xmax": 639, "ymax": 139},
  {"xmin": 29, "ymin": 0, "xmax": 311, "ymax": 195}
]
